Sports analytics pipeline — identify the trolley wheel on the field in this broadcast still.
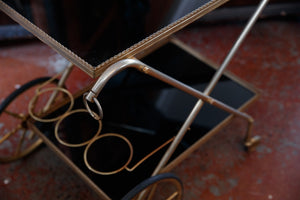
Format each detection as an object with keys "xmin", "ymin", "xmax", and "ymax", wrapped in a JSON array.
[
  {"xmin": 121, "ymin": 173, "xmax": 183, "ymax": 200},
  {"xmin": 0, "ymin": 77, "xmax": 60, "ymax": 162}
]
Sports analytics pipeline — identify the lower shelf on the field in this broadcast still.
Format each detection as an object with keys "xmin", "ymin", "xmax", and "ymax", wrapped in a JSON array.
[{"xmin": 29, "ymin": 38, "xmax": 259, "ymax": 200}]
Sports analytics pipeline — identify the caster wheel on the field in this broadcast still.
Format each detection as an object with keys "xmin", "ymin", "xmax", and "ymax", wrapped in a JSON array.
[
  {"xmin": 121, "ymin": 173, "xmax": 183, "ymax": 200},
  {"xmin": 0, "ymin": 77, "xmax": 60, "ymax": 162}
]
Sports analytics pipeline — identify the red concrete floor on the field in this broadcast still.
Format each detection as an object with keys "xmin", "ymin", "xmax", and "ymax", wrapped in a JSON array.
[{"xmin": 0, "ymin": 16, "xmax": 300, "ymax": 199}]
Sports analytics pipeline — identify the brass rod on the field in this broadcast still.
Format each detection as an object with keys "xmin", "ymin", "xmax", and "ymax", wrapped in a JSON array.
[
  {"xmin": 166, "ymin": 192, "xmax": 178, "ymax": 200},
  {"xmin": 151, "ymin": 0, "xmax": 269, "ymax": 176},
  {"xmin": 42, "ymin": 63, "xmax": 74, "ymax": 112},
  {"xmin": 145, "ymin": 67, "xmax": 253, "ymax": 122},
  {"xmin": 86, "ymin": 59, "xmax": 252, "ymax": 122},
  {"xmin": 14, "ymin": 128, "xmax": 25, "ymax": 156},
  {"xmin": 4, "ymin": 110, "xmax": 25, "ymax": 120},
  {"xmin": 0, "ymin": 125, "xmax": 21, "ymax": 144},
  {"xmin": 126, "ymin": 137, "xmax": 174, "ymax": 172}
]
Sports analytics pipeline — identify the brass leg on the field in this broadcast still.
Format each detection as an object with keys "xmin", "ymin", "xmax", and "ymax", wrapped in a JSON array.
[{"xmin": 244, "ymin": 120, "xmax": 261, "ymax": 151}]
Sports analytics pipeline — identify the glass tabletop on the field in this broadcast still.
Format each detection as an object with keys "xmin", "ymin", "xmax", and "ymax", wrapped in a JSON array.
[{"xmin": 0, "ymin": 0, "xmax": 227, "ymax": 77}]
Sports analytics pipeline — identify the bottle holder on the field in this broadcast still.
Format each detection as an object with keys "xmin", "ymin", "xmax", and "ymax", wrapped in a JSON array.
[{"xmin": 28, "ymin": 87, "xmax": 173, "ymax": 176}]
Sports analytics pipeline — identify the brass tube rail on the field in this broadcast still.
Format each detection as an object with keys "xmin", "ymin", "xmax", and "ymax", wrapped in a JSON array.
[
  {"xmin": 84, "ymin": 59, "xmax": 253, "ymax": 124},
  {"xmin": 151, "ymin": 0, "xmax": 269, "ymax": 177}
]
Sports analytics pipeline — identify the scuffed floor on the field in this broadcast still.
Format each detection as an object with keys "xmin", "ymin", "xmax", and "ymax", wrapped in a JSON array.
[{"xmin": 0, "ymin": 17, "xmax": 300, "ymax": 199}]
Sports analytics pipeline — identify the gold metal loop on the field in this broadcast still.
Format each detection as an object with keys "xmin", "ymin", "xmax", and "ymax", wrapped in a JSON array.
[
  {"xmin": 83, "ymin": 93, "xmax": 103, "ymax": 120},
  {"xmin": 28, "ymin": 87, "xmax": 74, "ymax": 123},
  {"xmin": 84, "ymin": 133, "xmax": 133, "ymax": 175},
  {"xmin": 54, "ymin": 109, "xmax": 102, "ymax": 147}
]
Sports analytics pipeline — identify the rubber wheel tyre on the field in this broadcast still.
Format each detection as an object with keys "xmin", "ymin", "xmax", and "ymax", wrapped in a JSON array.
[
  {"xmin": 0, "ymin": 77, "xmax": 59, "ymax": 162},
  {"xmin": 121, "ymin": 173, "xmax": 183, "ymax": 200}
]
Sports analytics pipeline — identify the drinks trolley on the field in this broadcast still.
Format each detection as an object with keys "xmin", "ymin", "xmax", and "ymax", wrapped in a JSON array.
[{"xmin": 0, "ymin": 0, "xmax": 268, "ymax": 199}]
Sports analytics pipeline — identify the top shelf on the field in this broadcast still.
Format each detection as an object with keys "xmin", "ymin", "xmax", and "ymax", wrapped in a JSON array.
[{"xmin": 0, "ymin": 0, "xmax": 228, "ymax": 77}]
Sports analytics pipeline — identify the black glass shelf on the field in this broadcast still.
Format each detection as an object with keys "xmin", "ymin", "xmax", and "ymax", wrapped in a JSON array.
[
  {"xmin": 34, "ymin": 41, "xmax": 257, "ymax": 199},
  {"xmin": 0, "ymin": 0, "xmax": 227, "ymax": 77}
]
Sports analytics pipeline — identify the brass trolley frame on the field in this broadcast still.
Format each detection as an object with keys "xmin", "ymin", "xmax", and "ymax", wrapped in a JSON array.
[{"xmin": 0, "ymin": 0, "xmax": 269, "ymax": 199}]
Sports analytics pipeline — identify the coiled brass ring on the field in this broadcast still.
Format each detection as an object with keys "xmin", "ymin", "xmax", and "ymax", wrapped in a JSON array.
[
  {"xmin": 84, "ymin": 133, "xmax": 133, "ymax": 175},
  {"xmin": 28, "ymin": 87, "xmax": 74, "ymax": 123},
  {"xmin": 55, "ymin": 109, "xmax": 102, "ymax": 147}
]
